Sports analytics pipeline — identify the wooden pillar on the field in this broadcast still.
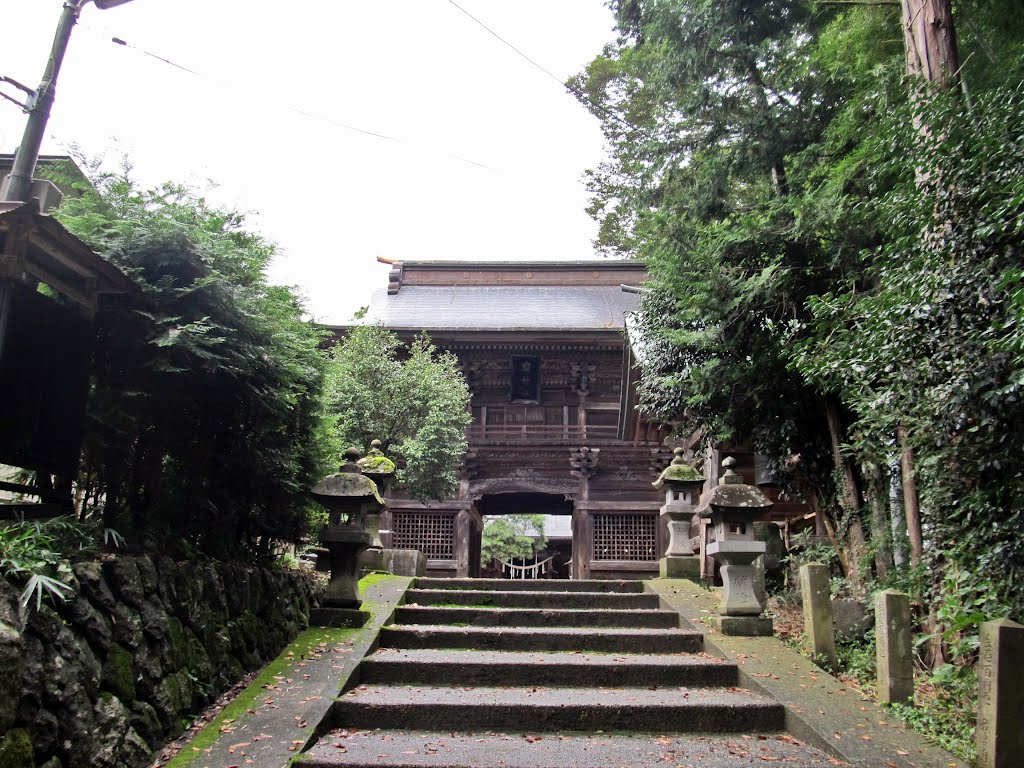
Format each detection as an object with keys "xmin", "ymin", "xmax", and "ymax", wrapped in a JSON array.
[
  {"xmin": 378, "ymin": 508, "xmax": 393, "ymax": 549},
  {"xmin": 572, "ymin": 505, "xmax": 592, "ymax": 580},
  {"xmin": 468, "ymin": 504, "xmax": 482, "ymax": 578},
  {"xmin": 455, "ymin": 509, "xmax": 471, "ymax": 577}
]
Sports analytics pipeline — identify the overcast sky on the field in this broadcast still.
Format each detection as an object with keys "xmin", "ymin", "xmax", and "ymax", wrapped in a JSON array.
[{"xmin": 1, "ymin": 1, "xmax": 618, "ymax": 323}]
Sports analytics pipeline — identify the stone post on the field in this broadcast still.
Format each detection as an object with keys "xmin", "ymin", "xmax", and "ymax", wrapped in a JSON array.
[
  {"xmin": 976, "ymin": 618, "xmax": 1024, "ymax": 767},
  {"xmin": 875, "ymin": 589, "xmax": 914, "ymax": 704},
  {"xmin": 799, "ymin": 562, "xmax": 838, "ymax": 670}
]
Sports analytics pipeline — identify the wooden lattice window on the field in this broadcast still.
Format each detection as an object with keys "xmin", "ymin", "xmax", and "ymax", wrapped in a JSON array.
[
  {"xmin": 592, "ymin": 513, "xmax": 657, "ymax": 561},
  {"xmin": 392, "ymin": 512, "xmax": 455, "ymax": 559}
]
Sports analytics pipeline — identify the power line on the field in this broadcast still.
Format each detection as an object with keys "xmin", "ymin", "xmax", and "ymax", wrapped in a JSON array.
[
  {"xmin": 93, "ymin": 27, "xmax": 494, "ymax": 170},
  {"xmin": 443, "ymin": 0, "xmax": 569, "ymax": 90},
  {"xmin": 442, "ymin": 0, "xmax": 645, "ymax": 138}
]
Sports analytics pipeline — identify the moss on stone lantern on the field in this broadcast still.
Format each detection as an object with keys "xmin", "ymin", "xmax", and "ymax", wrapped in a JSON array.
[{"xmin": 356, "ymin": 439, "xmax": 395, "ymax": 550}]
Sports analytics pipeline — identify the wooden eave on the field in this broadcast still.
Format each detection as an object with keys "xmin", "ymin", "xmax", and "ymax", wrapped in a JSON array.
[{"xmin": 0, "ymin": 201, "xmax": 138, "ymax": 315}]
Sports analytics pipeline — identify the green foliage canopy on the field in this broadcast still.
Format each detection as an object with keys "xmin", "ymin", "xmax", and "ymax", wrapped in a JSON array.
[
  {"xmin": 574, "ymin": 0, "xmax": 1024, "ymax": 623},
  {"xmin": 50, "ymin": 164, "xmax": 337, "ymax": 556},
  {"xmin": 326, "ymin": 325, "xmax": 471, "ymax": 501},
  {"xmin": 480, "ymin": 514, "xmax": 547, "ymax": 564}
]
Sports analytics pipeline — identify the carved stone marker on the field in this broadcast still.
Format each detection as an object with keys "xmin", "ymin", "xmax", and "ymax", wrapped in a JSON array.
[
  {"xmin": 875, "ymin": 589, "xmax": 913, "ymax": 704},
  {"xmin": 976, "ymin": 617, "xmax": 1024, "ymax": 768},
  {"xmin": 799, "ymin": 562, "xmax": 838, "ymax": 670}
]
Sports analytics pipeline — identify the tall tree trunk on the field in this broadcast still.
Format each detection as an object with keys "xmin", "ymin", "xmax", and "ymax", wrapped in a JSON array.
[
  {"xmin": 823, "ymin": 396, "xmax": 869, "ymax": 593},
  {"xmin": 900, "ymin": 0, "xmax": 961, "ymax": 669},
  {"xmin": 889, "ymin": 454, "xmax": 911, "ymax": 568},
  {"xmin": 864, "ymin": 460, "xmax": 894, "ymax": 580},
  {"xmin": 901, "ymin": 0, "xmax": 961, "ymax": 89},
  {"xmin": 897, "ymin": 426, "xmax": 924, "ymax": 566}
]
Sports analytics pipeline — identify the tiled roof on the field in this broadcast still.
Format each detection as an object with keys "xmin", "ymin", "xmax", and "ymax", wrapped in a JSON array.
[{"xmin": 359, "ymin": 285, "xmax": 639, "ymax": 332}]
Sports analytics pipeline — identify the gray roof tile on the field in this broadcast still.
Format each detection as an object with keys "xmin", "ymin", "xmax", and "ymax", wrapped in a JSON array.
[{"xmin": 359, "ymin": 286, "xmax": 638, "ymax": 331}]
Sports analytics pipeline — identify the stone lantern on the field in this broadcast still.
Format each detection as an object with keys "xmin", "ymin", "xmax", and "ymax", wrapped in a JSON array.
[
  {"xmin": 357, "ymin": 439, "xmax": 396, "ymax": 550},
  {"xmin": 309, "ymin": 447, "xmax": 384, "ymax": 627},
  {"xmin": 652, "ymin": 447, "xmax": 704, "ymax": 579},
  {"xmin": 698, "ymin": 456, "xmax": 774, "ymax": 636}
]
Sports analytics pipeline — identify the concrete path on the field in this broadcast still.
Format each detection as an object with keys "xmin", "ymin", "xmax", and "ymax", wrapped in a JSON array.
[{"xmin": 161, "ymin": 575, "xmax": 412, "ymax": 768}]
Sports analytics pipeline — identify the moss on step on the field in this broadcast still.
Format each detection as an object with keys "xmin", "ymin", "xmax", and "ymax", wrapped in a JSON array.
[{"xmin": 0, "ymin": 729, "xmax": 33, "ymax": 768}]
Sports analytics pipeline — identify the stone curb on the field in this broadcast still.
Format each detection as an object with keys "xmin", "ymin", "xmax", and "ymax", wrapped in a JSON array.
[{"xmin": 648, "ymin": 579, "xmax": 968, "ymax": 768}]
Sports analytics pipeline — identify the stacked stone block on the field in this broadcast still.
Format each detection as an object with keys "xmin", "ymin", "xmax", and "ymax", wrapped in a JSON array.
[{"xmin": 0, "ymin": 556, "xmax": 320, "ymax": 768}]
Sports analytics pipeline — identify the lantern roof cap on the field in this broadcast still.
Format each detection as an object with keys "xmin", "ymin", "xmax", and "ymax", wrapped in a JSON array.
[
  {"xmin": 653, "ymin": 447, "xmax": 704, "ymax": 489},
  {"xmin": 698, "ymin": 456, "xmax": 773, "ymax": 517},
  {"xmin": 312, "ymin": 447, "xmax": 385, "ymax": 508},
  {"xmin": 358, "ymin": 439, "xmax": 396, "ymax": 478}
]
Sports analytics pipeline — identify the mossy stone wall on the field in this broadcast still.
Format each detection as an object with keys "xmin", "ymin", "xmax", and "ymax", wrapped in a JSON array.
[{"xmin": 0, "ymin": 556, "xmax": 321, "ymax": 768}]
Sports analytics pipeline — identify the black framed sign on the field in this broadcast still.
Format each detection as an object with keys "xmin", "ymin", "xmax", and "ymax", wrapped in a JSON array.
[{"xmin": 510, "ymin": 355, "xmax": 540, "ymax": 402}]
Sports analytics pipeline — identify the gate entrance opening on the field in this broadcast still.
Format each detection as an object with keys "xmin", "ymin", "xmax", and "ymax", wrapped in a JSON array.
[{"xmin": 478, "ymin": 492, "xmax": 573, "ymax": 580}]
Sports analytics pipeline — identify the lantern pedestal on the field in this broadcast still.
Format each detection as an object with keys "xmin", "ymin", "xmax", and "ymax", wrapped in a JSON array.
[
  {"xmin": 707, "ymin": 541, "xmax": 765, "ymax": 615},
  {"xmin": 661, "ymin": 501, "xmax": 700, "ymax": 577},
  {"xmin": 310, "ymin": 526, "xmax": 372, "ymax": 627},
  {"xmin": 660, "ymin": 555, "xmax": 700, "ymax": 579},
  {"xmin": 713, "ymin": 615, "xmax": 775, "ymax": 636}
]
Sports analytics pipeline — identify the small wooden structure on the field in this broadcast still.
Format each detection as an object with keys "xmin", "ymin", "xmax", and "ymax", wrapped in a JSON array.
[{"xmin": 0, "ymin": 200, "xmax": 137, "ymax": 517}]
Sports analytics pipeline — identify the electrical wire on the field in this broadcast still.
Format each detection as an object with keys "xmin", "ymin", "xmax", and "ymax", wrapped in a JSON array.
[
  {"xmin": 442, "ymin": 0, "xmax": 646, "ymax": 137},
  {"xmin": 94, "ymin": 28, "xmax": 494, "ymax": 170}
]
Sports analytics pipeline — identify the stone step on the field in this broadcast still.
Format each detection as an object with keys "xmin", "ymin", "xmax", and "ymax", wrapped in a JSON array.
[
  {"xmin": 303, "ymin": 729, "xmax": 840, "ymax": 768},
  {"xmin": 328, "ymin": 684, "xmax": 786, "ymax": 733},
  {"xmin": 393, "ymin": 605, "xmax": 679, "ymax": 629},
  {"xmin": 379, "ymin": 625, "xmax": 704, "ymax": 653},
  {"xmin": 405, "ymin": 588, "xmax": 661, "ymax": 610},
  {"xmin": 358, "ymin": 648, "xmax": 738, "ymax": 687},
  {"xmin": 414, "ymin": 578, "xmax": 646, "ymax": 593}
]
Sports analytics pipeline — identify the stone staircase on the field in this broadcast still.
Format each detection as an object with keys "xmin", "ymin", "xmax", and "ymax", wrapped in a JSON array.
[{"xmin": 302, "ymin": 578, "xmax": 842, "ymax": 767}]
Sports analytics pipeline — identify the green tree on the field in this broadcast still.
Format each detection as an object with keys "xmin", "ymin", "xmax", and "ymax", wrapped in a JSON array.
[
  {"xmin": 577, "ymin": 0, "xmax": 1024, "ymax": 640},
  {"xmin": 792, "ymin": 85, "xmax": 1024, "ymax": 619},
  {"xmin": 326, "ymin": 325, "xmax": 471, "ymax": 501},
  {"xmin": 572, "ymin": 0, "xmax": 894, "ymax": 589},
  {"xmin": 48, "ymin": 162, "xmax": 336, "ymax": 557},
  {"xmin": 480, "ymin": 515, "xmax": 547, "ymax": 564}
]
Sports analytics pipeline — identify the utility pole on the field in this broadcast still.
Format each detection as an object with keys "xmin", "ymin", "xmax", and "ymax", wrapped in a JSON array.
[{"xmin": 2, "ymin": 0, "xmax": 136, "ymax": 204}]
